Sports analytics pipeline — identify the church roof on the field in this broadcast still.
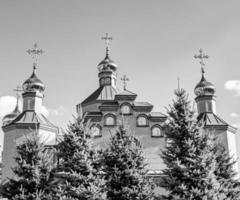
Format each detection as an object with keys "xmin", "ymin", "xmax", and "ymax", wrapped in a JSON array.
[
  {"xmin": 9, "ymin": 110, "xmax": 57, "ymax": 129},
  {"xmin": 149, "ymin": 112, "xmax": 167, "ymax": 118},
  {"xmin": 81, "ymin": 86, "xmax": 119, "ymax": 105},
  {"xmin": 133, "ymin": 102, "xmax": 153, "ymax": 107},
  {"xmin": 117, "ymin": 89, "xmax": 137, "ymax": 96},
  {"xmin": 198, "ymin": 112, "xmax": 237, "ymax": 133}
]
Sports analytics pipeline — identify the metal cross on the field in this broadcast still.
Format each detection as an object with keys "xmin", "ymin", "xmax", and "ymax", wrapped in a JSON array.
[
  {"xmin": 13, "ymin": 85, "xmax": 23, "ymax": 98},
  {"xmin": 101, "ymin": 33, "xmax": 112, "ymax": 47},
  {"xmin": 101, "ymin": 33, "xmax": 112, "ymax": 55},
  {"xmin": 27, "ymin": 43, "xmax": 44, "ymax": 66},
  {"xmin": 121, "ymin": 74, "xmax": 129, "ymax": 90},
  {"xmin": 194, "ymin": 49, "xmax": 209, "ymax": 74}
]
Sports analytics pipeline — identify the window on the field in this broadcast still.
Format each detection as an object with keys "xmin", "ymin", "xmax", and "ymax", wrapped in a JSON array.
[
  {"xmin": 121, "ymin": 104, "xmax": 131, "ymax": 115},
  {"xmin": 151, "ymin": 126, "xmax": 163, "ymax": 137},
  {"xmin": 136, "ymin": 115, "xmax": 148, "ymax": 127},
  {"xmin": 91, "ymin": 125, "xmax": 102, "ymax": 137},
  {"xmin": 104, "ymin": 114, "xmax": 116, "ymax": 126},
  {"xmin": 206, "ymin": 101, "xmax": 212, "ymax": 112}
]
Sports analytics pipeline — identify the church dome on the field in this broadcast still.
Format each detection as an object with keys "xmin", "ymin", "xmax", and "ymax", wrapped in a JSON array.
[
  {"xmin": 194, "ymin": 74, "xmax": 215, "ymax": 96},
  {"xmin": 98, "ymin": 47, "xmax": 117, "ymax": 72},
  {"xmin": 2, "ymin": 99, "xmax": 21, "ymax": 126},
  {"xmin": 22, "ymin": 66, "xmax": 45, "ymax": 92}
]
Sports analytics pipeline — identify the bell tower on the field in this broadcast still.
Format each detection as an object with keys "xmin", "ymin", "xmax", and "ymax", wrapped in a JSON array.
[
  {"xmin": 194, "ymin": 49, "xmax": 216, "ymax": 114},
  {"xmin": 98, "ymin": 33, "xmax": 117, "ymax": 88},
  {"xmin": 1, "ymin": 44, "xmax": 59, "ymax": 182},
  {"xmin": 194, "ymin": 49, "xmax": 238, "ymax": 173}
]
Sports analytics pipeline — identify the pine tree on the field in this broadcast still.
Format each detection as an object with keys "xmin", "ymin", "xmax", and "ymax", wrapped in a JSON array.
[
  {"xmin": 55, "ymin": 119, "xmax": 105, "ymax": 200},
  {"xmin": 161, "ymin": 88, "xmax": 240, "ymax": 200},
  {"xmin": 101, "ymin": 125, "xmax": 155, "ymax": 200},
  {"xmin": 1, "ymin": 133, "xmax": 55, "ymax": 200}
]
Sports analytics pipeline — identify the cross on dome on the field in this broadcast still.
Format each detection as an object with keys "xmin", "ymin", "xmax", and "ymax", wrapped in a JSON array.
[
  {"xmin": 27, "ymin": 43, "xmax": 44, "ymax": 67},
  {"xmin": 101, "ymin": 33, "xmax": 112, "ymax": 56},
  {"xmin": 14, "ymin": 85, "xmax": 23, "ymax": 98},
  {"xmin": 194, "ymin": 49, "xmax": 209, "ymax": 75},
  {"xmin": 121, "ymin": 74, "xmax": 129, "ymax": 90}
]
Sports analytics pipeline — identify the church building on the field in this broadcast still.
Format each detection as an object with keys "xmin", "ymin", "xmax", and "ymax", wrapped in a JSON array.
[
  {"xmin": 76, "ymin": 34, "xmax": 168, "ymax": 174},
  {"xmin": 1, "ymin": 38, "xmax": 238, "ymax": 183}
]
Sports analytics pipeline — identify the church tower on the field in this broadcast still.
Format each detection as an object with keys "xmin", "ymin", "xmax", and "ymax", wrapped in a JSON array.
[
  {"xmin": 194, "ymin": 49, "xmax": 238, "ymax": 172},
  {"xmin": 1, "ymin": 44, "xmax": 59, "ymax": 182}
]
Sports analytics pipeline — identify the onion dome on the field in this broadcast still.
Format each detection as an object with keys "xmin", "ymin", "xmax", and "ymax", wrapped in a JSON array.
[
  {"xmin": 98, "ymin": 47, "xmax": 117, "ymax": 72},
  {"xmin": 2, "ymin": 97, "xmax": 21, "ymax": 126},
  {"xmin": 194, "ymin": 70, "xmax": 215, "ymax": 96},
  {"xmin": 22, "ymin": 65, "xmax": 45, "ymax": 92}
]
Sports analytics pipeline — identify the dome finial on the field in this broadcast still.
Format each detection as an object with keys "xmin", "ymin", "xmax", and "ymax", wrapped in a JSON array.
[
  {"xmin": 101, "ymin": 33, "xmax": 112, "ymax": 57},
  {"xmin": 27, "ymin": 43, "xmax": 44, "ymax": 67}
]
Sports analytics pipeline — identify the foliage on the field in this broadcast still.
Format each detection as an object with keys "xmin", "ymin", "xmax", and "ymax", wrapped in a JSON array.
[
  {"xmin": 161, "ymin": 88, "xmax": 240, "ymax": 200},
  {"xmin": 55, "ymin": 119, "xmax": 105, "ymax": 200},
  {"xmin": 1, "ymin": 133, "xmax": 55, "ymax": 200},
  {"xmin": 101, "ymin": 125, "xmax": 156, "ymax": 200}
]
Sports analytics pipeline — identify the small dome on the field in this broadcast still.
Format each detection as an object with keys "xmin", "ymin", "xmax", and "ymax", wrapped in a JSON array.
[
  {"xmin": 22, "ymin": 66, "xmax": 45, "ymax": 92},
  {"xmin": 194, "ymin": 74, "xmax": 215, "ymax": 96},
  {"xmin": 2, "ymin": 100, "xmax": 21, "ymax": 126},
  {"xmin": 98, "ymin": 48, "xmax": 117, "ymax": 71}
]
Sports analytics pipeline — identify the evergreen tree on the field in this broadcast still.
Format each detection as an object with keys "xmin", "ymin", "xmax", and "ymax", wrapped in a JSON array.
[
  {"xmin": 101, "ymin": 125, "xmax": 155, "ymax": 200},
  {"xmin": 55, "ymin": 119, "xmax": 105, "ymax": 200},
  {"xmin": 1, "ymin": 133, "xmax": 55, "ymax": 200},
  {"xmin": 161, "ymin": 88, "xmax": 240, "ymax": 200}
]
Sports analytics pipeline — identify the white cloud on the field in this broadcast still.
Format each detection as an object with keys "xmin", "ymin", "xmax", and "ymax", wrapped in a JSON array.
[
  {"xmin": 0, "ymin": 96, "xmax": 20, "ymax": 118},
  {"xmin": 232, "ymin": 122, "xmax": 240, "ymax": 128},
  {"xmin": 224, "ymin": 80, "xmax": 240, "ymax": 95},
  {"xmin": 230, "ymin": 113, "xmax": 239, "ymax": 118},
  {"xmin": 48, "ymin": 106, "xmax": 65, "ymax": 116}
]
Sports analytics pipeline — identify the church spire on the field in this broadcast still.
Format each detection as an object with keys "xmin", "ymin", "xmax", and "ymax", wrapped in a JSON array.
[
  {"xmin": 98, "ymin": 34, "xmax": 118, "ymax": 87},
  {"xmin": 194, "ymin": 49, "xmax": 216, "ymax": 114}
]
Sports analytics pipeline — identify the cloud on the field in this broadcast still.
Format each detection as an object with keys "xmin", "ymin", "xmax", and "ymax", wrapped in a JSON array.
[
  {"xmin": 230, "ymin": 113, "xmax": 239, "ymax": 118},
  {"xmin": 48, "ymin": 106, "xmax": 65, "ymax": 116},
  {"xmin": 232, "ymin": 122, "xmax": 240, "ymax": 129},
  {"xmin": 0, "ymin": 96, "xmax": 20, "ymax": 118},
  {"xmin": 224, "ymin": 80, "xmax": 240, "ymax": 95}
]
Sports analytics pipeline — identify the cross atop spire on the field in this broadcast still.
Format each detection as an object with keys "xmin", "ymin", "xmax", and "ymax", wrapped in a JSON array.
[
  {"xmin": 121, "ymin": 74, "xmax": 129, "ymax": 90},
  {"xmin": 14, "ymin": 85, "xmax": 23, "ymax": 98},
  {"xmin": 194, "ymin": 49, "xmax": 209, "ymax": 75},
  {"xmin": 101, "ymin": 33, "xmax": 112, "ymax": 56},
  {"xmin": 27, "ymin": 43, "xmax": 44, "ymax": 68}
]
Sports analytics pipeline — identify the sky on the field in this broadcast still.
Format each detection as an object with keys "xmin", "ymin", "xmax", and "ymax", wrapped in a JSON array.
[{"xmin": 0, "ymin": 0, "xmax": 240, "ymax": 153}]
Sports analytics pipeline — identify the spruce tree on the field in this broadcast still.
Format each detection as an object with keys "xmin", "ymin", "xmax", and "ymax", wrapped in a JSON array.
[
  {"xmin": 161, "ymin": 88, "xmax": 240, "ymax": 200},
  {"xmin": 55, "ymin": 119, "xmax": 105, "ymax": 200},
  {"xmin": 101, "ymin": 125, "xmax": 155, "ymax": 200},
  {"xmin": 1, "ymin": 133, "xmax": 55, "ymax": 200}
]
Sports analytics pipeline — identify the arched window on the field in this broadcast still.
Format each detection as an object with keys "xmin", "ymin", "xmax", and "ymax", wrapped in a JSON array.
[
  {"xmin": 91, "ymin": 125, "xmax": 102, "ymax": 137},
  {"xmin": 136, "ymin": 115, "xmax": 148, "ymax": 127},
  {"xmin": 121, "ymin": 103, "xmax": 131, "ymax": 115},
  {"xmin": 104, "ymin": 114, "xmax": 116, "ymax": 126},
  {"xmin": 151, "ymin": 125, "xmax": 163, "ymax": 137}
]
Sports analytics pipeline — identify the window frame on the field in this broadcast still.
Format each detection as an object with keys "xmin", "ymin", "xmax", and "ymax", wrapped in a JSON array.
[
  {"xmin": 120, "ymin": 103, "xmax": 132, "ymax": 115},
  {"xmin": 151, "ymin": 125, "xmax": 164, "ymax": 138},
  {"xmin": 136, "ymin": 114, "xmax": 149, "ymax": 127},
  {"xmin": 104, "ymin": 113, "xmax": 116, "ymax": 127}
]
